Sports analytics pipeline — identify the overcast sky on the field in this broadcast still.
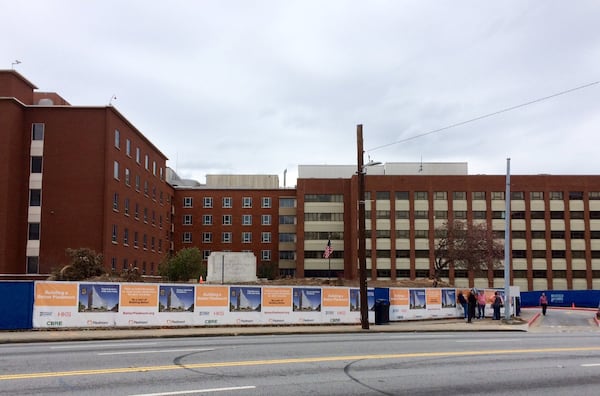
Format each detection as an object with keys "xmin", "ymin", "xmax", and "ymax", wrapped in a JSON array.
[{"xmin": 4, "ymin": 1, "xmax": 599, "ymax": 186}]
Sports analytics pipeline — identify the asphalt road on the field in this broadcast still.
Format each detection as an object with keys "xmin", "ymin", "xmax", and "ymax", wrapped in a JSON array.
[{"xmin": 1, "ymin": 309, "xmax": 598, "ymax": 395}]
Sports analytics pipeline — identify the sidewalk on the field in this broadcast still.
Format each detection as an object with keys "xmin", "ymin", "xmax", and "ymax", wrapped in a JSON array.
[{"xmin": 0, "ymin": 309, "xmax": 538, "ymax": 344}]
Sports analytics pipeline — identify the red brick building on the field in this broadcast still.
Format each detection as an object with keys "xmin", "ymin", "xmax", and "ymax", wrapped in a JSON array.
[{"xmin": 0, "ymin": 70, "xmax": 171, "ymax": 278}]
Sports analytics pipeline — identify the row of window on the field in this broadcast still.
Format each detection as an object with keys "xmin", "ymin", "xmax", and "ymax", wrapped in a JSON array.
[
  {"xmin": 113, "ymin": 162, "xmax": 168, "ymax": 204},
  {"xmin": 113, "ymin": 193, "xmax": 168, "ymax": 228},
  {"xmin": 183, "ymin": 214, "xmax": 272, "ymax": 226},
  {"xmin": 110, "ymin": 257, "xmax": 156, "ymax": 275},
  {"xmin": 184, "ymin": 196, "xmax": 273, "ymax": 209},
  {"xmin": 367, "ymin": 191, "xmax": 600, "ymax": 201},
  {"xmin": 365, "ymin": 210, "xmax": 600, "ymax": 220},
  {"xmin": 375, "ymin": 230, "xmax": 600, "ymax": 239},
  {"xmin": 199, "ymin": 249, "xmax": 274, "ymax": 261},
  {"xmin": 182, "ymin": 231, "xmax": 273, "ymax": 244},
  {"xmin": 367, "ymin": 269, "xmax": 596, "ymax": 279},
  {"xmin": 114, "ymin": 129, "xmax": 164, "ymax": 180},
  {"xmin": 111, "ymin": 225, "xmax": 163, "ymax": 252}
]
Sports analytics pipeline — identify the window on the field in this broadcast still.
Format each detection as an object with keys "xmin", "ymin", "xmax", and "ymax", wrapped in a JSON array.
[
  {"xmin": 183, "ymin": 214, "xmax": 192, "ymax": 225},
  {"xmin": 113, "ymin": 192, "xmax": 119, "ymax": 211},
  {"xmin": 243, "ymin": 197, "xmax": 252, "ymax": 208},
  {"xmin": 124, "ymin": 168, "xmax": 130, "ymax": 186},
  {"xmin": 114, "ymin": 129, "xmax": 120, "ymax": 148},
  {"xmin": 279, "ymin": 198, "xmax": 296, "ymax": 208},
  {"xmin": 550, "ymin": 211, "xmax": 564, "ymax": 219},
  {"xmin": 134, "ymin": 203, "xmax": 139, "ymax": 219},
  {"xmin": 532, "ymin": 250, "xmax": 546, "ymax": 258},
  {"xmin": 32, "ymin": 123, "xmax": 44, "ymax": 140},
  {"xmin": 223, "ymin": 214, "xmax": 232, "ymax": 225},
  {"xmin": 492, "ymin": 211, "xmax": 505, "ymax": 219},
  {"xmin": 279, "ymin": 233, "xmax": 295, "ymax": 242},
  {"xmin": 491, "ymin": 192, "xmax": 504, "ymax": 200},
  {"xmin": 203, "ymin": 232, "xmax": 212, "ymax": 243},
  {"xmin": 279, "ymin": 215, "xmax": 295, "ymax": 225},
  {"xmin": 434, "ymin": 210, "xmax": 448, "ymax": 219},
  {"xmin": 569, "ymin": 191, "xmax": 583, "ymax": 200},
  {"xmin": 512, "ymin": 231, "xmax": 526, "ymax": 239},
  {"xmin": 242, "ymin": 232, "xmax": 252, "ymax": 243},
  {"xmin": 261, "ymin": 214, "xmax": 271, "ymax": 225},
  {"xmin": 376, "ymin": 210, "xmax": 390, "ymax": 219},
  {"xmin": 143, "ymin": 180, "xmax": 148, "ymax": 195},
  {"xmin": 531, "ymin": 191, "xmax": 544, "ymax": 200},
  {"xmin": 570, "ymin": 231, "xmax": 585, "ymax": 239},
  {"xmin": 183, "ymin": 232, "xmax": 192, "ymax": 243},
  {"xmin": 183, "ymin": 197, "xmax": 193, "ymax": 208},
  {"xmin": 136, "ymin": 147, "xmax": 141, "ymax": 164},
  {"xmin": 143, "ymin": 234, "xmax": 148, "ymax": 249},
  {"xmin": 262, "ymin": 197, "xmax": 271, "ymax": 208},
  {"xmin": 152, "ymin": 161, "xmax": 156, "ymax": 176},
  {"xmin": 511, "ymin": 211, "xmax": 525, "ymax": 219},
  {"xmin": 472, "ymin": 191, "xmax": 486, "ymax": 200},
  {"xmin": 135, "ymin": 175, "xmax": 140, "ymax": 191},
  {"xmin": 202, "ymin": 215, "xmax": 213, "ymax": 225},
  {"xmin": 414, "ymin": 210, "xmax": 428, "ymax": 219},
  {"xmin": 396, "ymin": 230, "xmax": 410, "ymax": 238},
  {"xmin": 530, "ymin": 211, "xmax": 544, "ymax": 219},
  {"xmin": 434, "ymin": 191, "xmax": 447, "ymax": 200},
  {"xmin": 242, "ymin": 214, "xmax": 252, "ymax": 225},
  {"xmin": 396, "ymin": 211, "xmax": 409, "ymax": 219},
  {"xmin": 589, "ymin": 192, "xmax": 600, "ymax": 200},
  {"xmin": 305, "ymin": 194, "xmax": 343, "ymax": 202},
  {"xmin": 27, "ymin": 256, "xmax": 39, "ymax": 274},
  {"xmin": 415, "ymin": 191, "xmax": 428, "ymax": 200},
  {"xmin": 552, "ymin": 250, "xmax": 566, "ymax": 258},
  {"xmin": 143, "ymin": 207, "xmax": 148, "ymax": 223},
  {"xmin": 28, "ymin": 223, "xmax": 40, "ymax": 240},
  {"xmin": 29, "ymin": 189, "xmax": 41, "ymax": 206},
  {"xmin": 414, "ymin": 230, "xmax": 428, "ymax": 238},
  {"xmin": 531, "ymin": 231, "xmax": 545, "ymax": 239},
  {"xmin": 111, "ymin": 225, "xmax": 118, "ymax": 243},
  {"xmin": 453, "ymin": 211, "xmax": 467, "ymax": 219},
  {"xmin": 551, "ymin": 231, "xmax": 565, "ymax": 239},
  {"xmin": 223, "ymin": 197, "xmax": 232, "ymax": 208},
  {"xmin": 395, "ymin": 191, "xmax": 409, "ymax": 200},
  {"xmin": 570, "ymin": 211, "xmax": 584, "ymax": 219},
  {"xmin": 144, "ymin": 154, "xmax": 149, "ymax": 170},
  {"xmin": 134, "ymin": 232, "xmax": 139, "ymax": 247},
  {"xmin": 550, "ymin": 191, "xmax": 563, "ymax": 200},
  {"xmin": 125, "ymin": 139, "xmax": 131, "ymax": 156},
  {"xmin": 376, "ymin": 191, "xmax": 390, "ymax": 200},
  {"xmin": 262, "ymin": 232, "xmax": 271, "ymax": 243},
  {"xmin": 203, "ymin": 250, "xmax": 211, "ymax": 260},
  {"xmin": 203, "ymin": 197, "xmax": 213, "ymax": 208},
  {"xmin": 376, "ymin": 230, "xmax": 391, "ymax": 238},
  {"xmin": 31, "ymin": 156, "xmax": 43, "ymax": 173},
  {"xmin": 512, "ymin": 250, "xmax": 526, "ymax": 258},
  {"xmin": 262, "ymin": 250, "xmax": 271, "ymax": 261},
  {"xmin": 222, "ymin": 232, "xmax": 232, "ymax": 243},
  {"xmin": 123, "ymin": 228, "xmax": 129, "ymax": 245},
  {"xmin": 113, "ymin": 161, "xmax": 119, "ymax": 180},
  {"xmin": 453, "ymin": 191, "xmax": 466, "ymax": 200},
  {"xmin": 511, "ymin": 192, "xmax": 524, "ymax": 200},
  {"xmin": 473, "ymin": 211, "xmax": 486, "ymax": 219}
]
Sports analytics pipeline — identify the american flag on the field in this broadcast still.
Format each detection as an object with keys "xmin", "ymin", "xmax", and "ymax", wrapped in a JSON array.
[{"xmin": 323, "ymin": 240, "xmax": 333, "ymax": 259}]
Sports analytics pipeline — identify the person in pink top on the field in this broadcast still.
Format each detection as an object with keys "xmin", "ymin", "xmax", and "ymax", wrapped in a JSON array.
[
  {"xmin": 477, "ymin": 290, "xmax": 487, "ymax": 319},
  {"xmin": 539, "ymin": 292, "xmax": 548, "ymax": 316}
]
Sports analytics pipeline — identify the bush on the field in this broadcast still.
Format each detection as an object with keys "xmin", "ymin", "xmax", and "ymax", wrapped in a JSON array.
[
  {"xmin": 52, "ymin": 248, "xmax": 105, "ymax": 281},
  {"xmin": 158, "ymin": 247, "xmax": 205, "ymax": 282}
]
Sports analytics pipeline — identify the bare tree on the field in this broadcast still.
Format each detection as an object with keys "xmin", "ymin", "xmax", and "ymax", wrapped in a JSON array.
[{"xmin": 433, "ymin": 220, "xmax": 504, "ymax": 283}]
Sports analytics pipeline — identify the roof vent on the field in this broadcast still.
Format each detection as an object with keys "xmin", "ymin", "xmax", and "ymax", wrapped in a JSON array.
[{"xmin": 38, "ymin": 98, "xmax": 54, "ymax": 105}]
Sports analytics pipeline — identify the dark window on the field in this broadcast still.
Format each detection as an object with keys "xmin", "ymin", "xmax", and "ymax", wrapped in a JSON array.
[
  {"xmin": 396, "ymin": 211, "xmax": 409, "ymax": 219},
  {"xmin": 27, "ymin": 256, "xmax": 39, "ymax": 274},
  {"xmin": 492, "ymin": 211, "xmax": 505, "ymax": 219},
  {"xmin": 572, "ymin": 270, "xmax": 587, "ymax": 279},
  {"xmin": 550, "ymin": 211, "xmax": 564, "ymax": 219},
  {"xmin": 530, "ymin": 211, "xmax": 545, "ymax": 219},
  {"xmin": 395, "ymin": 191, "xmax": 409, "ymax": 200},
  {"xmin": 550, "ymin": 192, "xmax": 563, "ymax": 200},
  {"xmin": 570, "ymin": 231, "xmax": 585, "ymax": 239},
  {"xmin": 414, "ymin": 250, "xmax": 429, "ymax": 258},
  {"xmin": 453, "ymin": 191, "xmax": 466, "ymax": 200},
  {"xmin": 592, "ymin": 231, "xmax": 600, "ymax": 239},
  {"xmin": 532, "ymin": 250, "xmax": 546, "ymax": 258},
  {"xmin": 396, "ymin": 269, "xmax": 410, "ymax": 278},
  {"xmin": 511, "ymin": 211, "xmax": 525, "ymax": 219},
  {"xmin": 569, "ymin": 191, "xmax": 584, "ymax": 200},
  {"xmin": 434, "ymin": 210, "xmax": 448, "ymax": 219},
  {"xmin": 512, "ymin": 231, "xmax": 526, "ymax": 239},
  {"xmin": 453, "ymin": 211, "xmax": 467, "ymax": 219},
  {"xmin": 551, "ymin": 250, "xmax": 566, "ymax": 258},
  {"xmin": 511, "ymin": 192, "xmax": 524, "ymax": 200},
  {"xmin": 512, "ymin": 250, "xmax": 526, "ymax": 258},
  {"xmin": 473, "ymin": 211, "xmax": 486, "ymax": 219},
  {"xmin": 552, "ymin": 270, "xmax": 567, "ymax": 278},
  {"xmin": 375, "ymin": 191, "xmax": 390, "ymax": 200},
  {"xmin": 31, "ymin": 156, "xmax": 43, "ymax": 173},
  {"xmin": 454, "ymin": 270, "xmax": 468, "ymax": 278},
  {"xmin": 531, "ymin": 231, "xmax": 545, "ymax": 239},
  {"xmin": 396, "ymin": 230, "xmax": 410, "ymax": 238},
  {"xmin": 29, "ymin": 189, "xmax": 41, "ymax": 206},
  {"xmin": 532, "ymin": 270, "xmax": 547, "ymax": 278},
  {"xmin": 570, "ymin": 211, "xmax": 584, "ymax": 219},
  {"xmin": 591, "ymin": 251, "xmax": 600, "ymax": 259},
  {"xmin": 28, "ymin": 223, "xmax": 40, "ymax": 240},
  {"xmin": 377, "ymin": 269, "xmax": 391, "ymax": 278},
  {"xmin": 376, "ymin": 250, "xmax": 391, "ymax": 258},
  {"xmin": 472, "ymin": 191, "xmax": 486, "ymax": 200},
  {"xmin": 550, "ymin": 231, "xmax": 565, "ymax": 239},
  {"xmin": 414, "ymin": 211, "xmax": 428, "ymax": 219},
  {"xmin": 591, "ymin": 212, "xmax": 600, "ymax": 220},
  {"xmin": 415, "ymin": 270, "xmax": 430, "ymax": 278},
  {"xmin": 513, "ymin": 270, "xmax": 528, "ymax": 278},
  {"xmin": 396, "ymin": 250, "xmax": 410, "ymax": 258},
  {"xmin": 415, "ymin": 191, "xmax": 428, "ymax": 200},
  {"xmin": 571, "ymin": 250, "xmax": 586, "ymax": 259},
  {"xmin": 32, "ymin": 123, "xmax": 44, "ymax": 140}
]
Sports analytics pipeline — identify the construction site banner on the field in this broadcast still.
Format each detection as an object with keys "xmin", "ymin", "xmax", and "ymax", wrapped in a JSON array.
[{"xmin": 30, "ymin": 281, "xmax": 519, "ymax": 329}]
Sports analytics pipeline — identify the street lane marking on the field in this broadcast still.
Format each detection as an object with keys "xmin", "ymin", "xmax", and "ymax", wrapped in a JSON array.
[
  {"xmin": 581, "ymin": 363, "xmax": 600, "ymax": 367},
  {"xmin": 98, "ymin": 348, "xmax": 215, "ymax": 356},
  {"xmin": 3, "ymin": 346, "xmax": 600, "ymax": 381},
  {"xmin": 129, "ymin": 386, "xmax": 256, "ymax": 395},
  {"xmin": 51, "ymin": 342, "xmax": 158, "ymax": 349},
  {"xmin": 456, "ymin": 339, "xmax": 520, "ymax": 343}
]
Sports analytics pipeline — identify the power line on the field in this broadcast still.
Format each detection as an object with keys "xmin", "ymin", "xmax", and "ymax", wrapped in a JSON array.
[{"xmin": 367, "ymin": 80, "xmax": 599, "ymax": 153}]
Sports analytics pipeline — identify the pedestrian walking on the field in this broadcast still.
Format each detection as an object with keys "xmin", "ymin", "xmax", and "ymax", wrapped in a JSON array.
[
  {"xmin": 477, "ymin": 290, "xmax": 486, "ymax": 319},
  {"xmin": 467, "ymin": 289, "xmax": 477, "ymax": 323},
  {"xmin": 492, "ymin": 291, "xmax": 503, "ymax": 320},
  {"xmin": 458, "ymin": 291, "xmax": 468, "ymax": 321},
  {"xmin": 539, "ymin": 292, "xmax": 548, "ymax": 316}
]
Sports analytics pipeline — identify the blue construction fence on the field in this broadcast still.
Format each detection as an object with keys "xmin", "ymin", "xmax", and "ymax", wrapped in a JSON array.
[
  {"xmin": 0, "ymin": 281, "xmax": 34, "ymax": 330},
  {"xmin": 521, "ymin": 290, "xmax": 600, "ymax": 309}
]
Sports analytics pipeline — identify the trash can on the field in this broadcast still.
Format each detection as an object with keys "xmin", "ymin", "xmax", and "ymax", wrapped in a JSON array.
[{"xmin": 374, "ymin": 299, "xmax": 390, "ymax": 325}]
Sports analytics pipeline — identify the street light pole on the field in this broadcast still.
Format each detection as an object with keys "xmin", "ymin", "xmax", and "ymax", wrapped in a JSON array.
[{"xmin": 357, "ymin": 124, "xmax": 369, "ymax": 330}]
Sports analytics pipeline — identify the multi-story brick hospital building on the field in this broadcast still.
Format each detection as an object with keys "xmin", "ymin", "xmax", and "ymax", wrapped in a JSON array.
[{"xmin": 2, "ymin": 69, "xmax": 600, "ymax": 291}]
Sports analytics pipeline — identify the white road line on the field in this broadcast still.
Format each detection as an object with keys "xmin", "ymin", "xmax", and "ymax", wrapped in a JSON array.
[
  {"xmin": 51, "ymin": 342, "xmax": 158, "ymax": 349},
  {"xmin": 581, "ymin": 363, "xmax": 600, "ymax": 367},
  {"xmin": 98, "ymin": 348, "xmax": 215, "ymax": 356},
  {"xmin": 129, "ymin": 386, "xmax": 256, "ymax": 396},
  {"xmin": 456, "ymin": 339, "xmax": 520, "ymax": 343}
]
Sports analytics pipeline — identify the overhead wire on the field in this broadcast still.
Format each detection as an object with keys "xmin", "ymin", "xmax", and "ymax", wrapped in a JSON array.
[{"xmin": 367, "ymin": 80, "xmax": 599, "ymax": 153}]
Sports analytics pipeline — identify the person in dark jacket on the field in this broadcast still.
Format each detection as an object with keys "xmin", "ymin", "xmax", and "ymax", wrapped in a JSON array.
[
  {"xmin": 458, "ymin": 291, "xmax": 468, "ymax": 321},
  {"xmin": 492, "ymin": 291, "xmax": 503, "ymax": 320},
  {"xmin": 467, "ymin": 290, "xmax": 477, "ymax": 323}
]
